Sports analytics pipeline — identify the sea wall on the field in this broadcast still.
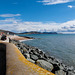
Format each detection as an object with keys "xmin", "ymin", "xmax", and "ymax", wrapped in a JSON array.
[{"xmin": 10, "ymin": 39, "xmax": 75, "ymax": 75}]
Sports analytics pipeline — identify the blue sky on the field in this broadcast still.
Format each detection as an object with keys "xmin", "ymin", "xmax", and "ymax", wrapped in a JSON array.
[{"xmin": 0, "ymin": 0, "xmax": 75, "ymax": 33}]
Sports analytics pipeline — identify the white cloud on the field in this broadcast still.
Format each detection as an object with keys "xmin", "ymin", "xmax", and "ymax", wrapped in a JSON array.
[
  {"xmin": 0, "ymin": 18, "xmax": 75, "ymax": 33},
  {"xmin": 37, "ymin": 0, "xmax": 74, "ymax": 5},
  {"xmin": 68, "ymin": 5, "xmax": 73, "ymax": 8},
  {"xmin": 68, "ymin": 5, "xmax": 75, "ymax": 8},
  {"xmin": 0, "ymin": 14, "xmax": 21, "ymax": 17}
]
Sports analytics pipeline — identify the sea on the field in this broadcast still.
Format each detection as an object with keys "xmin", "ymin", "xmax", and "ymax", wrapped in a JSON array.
[{"xmin": 18, "ymin": 34, "xmax": 75, "ymax": 68}]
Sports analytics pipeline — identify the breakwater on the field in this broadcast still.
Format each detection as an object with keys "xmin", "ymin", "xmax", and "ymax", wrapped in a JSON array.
[{"xmin": 10, "ymin": 39, "xmax": 75, "ymax": 75}]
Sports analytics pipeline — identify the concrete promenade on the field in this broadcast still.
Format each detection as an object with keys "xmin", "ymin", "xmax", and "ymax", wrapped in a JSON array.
[{"xmin": 0, "ymin": 41, "xmax": 55, "ymax": 75}]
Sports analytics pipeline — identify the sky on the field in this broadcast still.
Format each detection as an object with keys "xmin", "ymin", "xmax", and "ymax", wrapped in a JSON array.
[{"xmin": 0, "ymin": 0, "xmax": 75, "ymax": 33}]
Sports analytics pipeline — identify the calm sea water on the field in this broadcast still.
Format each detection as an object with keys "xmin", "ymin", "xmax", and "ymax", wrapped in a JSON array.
[{"xmin": 18, "ymin": 34, "xmax": 75, "ymax": 68}]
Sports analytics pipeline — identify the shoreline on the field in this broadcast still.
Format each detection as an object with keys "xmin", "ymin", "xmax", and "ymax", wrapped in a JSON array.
[
  {"xmin": 19, "ymin": 39, "xmax": 33, "ymax": 42},
  {"xmin": 8, "ymin": 35, "xmax": 34, "ymax": 41},
  {"xmin": 10, "ymin": 39, "xmax": 75, "ymax": 75}
]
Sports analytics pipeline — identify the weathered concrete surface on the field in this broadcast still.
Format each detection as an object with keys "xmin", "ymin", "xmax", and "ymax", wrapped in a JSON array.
[{"xmin": 0, "ymin": 42, "xmax": 55, "ymax": 75}]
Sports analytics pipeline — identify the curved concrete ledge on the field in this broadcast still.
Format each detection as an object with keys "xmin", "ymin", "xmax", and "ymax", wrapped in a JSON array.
[{"xmin": 0, "ymin": 41, "xmax": 55, "ymax": 75}]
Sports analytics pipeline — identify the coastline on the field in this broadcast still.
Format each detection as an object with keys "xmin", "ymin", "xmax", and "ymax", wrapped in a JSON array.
[
  {"xmin": 8, "ymin": 35, "xmax": 34, "ymax": 41},
  {"xmin": 19, "ymin": 39, "xmax": 33, "ymax": 42},
  {"xmin": 10, "ymin": 39, "xmax": 75, "ymax": 75}
]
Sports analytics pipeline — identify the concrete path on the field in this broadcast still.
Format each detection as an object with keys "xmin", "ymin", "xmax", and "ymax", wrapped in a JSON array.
[{"xmin": 0, "ymin": 42, "xmax": 55, "ymax": 75}]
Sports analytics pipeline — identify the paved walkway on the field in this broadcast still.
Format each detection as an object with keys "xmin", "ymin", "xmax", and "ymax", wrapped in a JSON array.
[{"xmin": 0, "ymin": 42, "xmax": 55, "ymax": 75}]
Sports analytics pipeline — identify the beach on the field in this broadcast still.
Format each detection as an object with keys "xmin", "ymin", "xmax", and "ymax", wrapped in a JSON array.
[{"xmin": 8, "ymin": 35, "xmax": 33, "ymax": 41}]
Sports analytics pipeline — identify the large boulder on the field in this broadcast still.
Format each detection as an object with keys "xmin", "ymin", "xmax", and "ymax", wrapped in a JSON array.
[
  {"xmin": 24, "ymin": 53, "xmax": 30, "ymax": 59},
  {"xmin": 22, "ymin": 47, "xmax": 28, "ymax": 53},
  {"xmin": 68, "ymin": 71, "xmax": 75, "ymax": 75},
  {"xmin": 55, "ymin": 70, "xmax": 66, "ymax": 75},
  {"xmin": 36, "ymin": 60, "xmax": 53, "ymax": 71},
  {"xmin": 33, "ymin": 50, "xmax": 40, "ymax": 56},
  {"xmin": 20, "ymin": 50, "xmax": 24, "ymax": 54},
  {"xmin": 47, "ymin": 58, "xmax": 56, "ymax": 64},
  {"xmin": 24, "ymin": 53, "xmax": 35, "ymax": 63},
  {"xmin": 30, "ymin": 54, "xmax": 39, "ymax": 61},
  {"xmin": 27, "ymin": 58, "xmax": 35, "ymax": 63}
]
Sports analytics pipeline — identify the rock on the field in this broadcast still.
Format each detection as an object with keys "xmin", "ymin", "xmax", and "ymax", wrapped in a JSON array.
[
  {"xmin": 48, "ymin": 58, "xmax": 59, "ymax": 65},
  {"xmin": 38, "ymin": 50, "xmax": 43, "ymax": 54},
  {"xmin": 59, "ymin": 64, "xmax": 64, "ymax": 70},
  {"xmin": 18, "ymin": 47, "xmax": 20, "ymax": 50},
  {"xmin": 23, "ymin": 47, "xmax": 28, "ymax": 53},
  {"xmin": 74, "ymin": 70, "xmax": 75, "ymax": 73},
  {"xmin": 44, "ymin": 54, "xmax": 48, "ymax": 59},
  {"xmin": 17, "ymin": 43, "xmax": 21, "ymax": 46},
  {"xmin": 26, "ymin": 47, "xmax": 29, "ymax": 50},
  {"xmin": 49, "ymin": 56, "xmax": 55, "ymax": 61},
  {"xmin": 24, "ymin": 53, "xmax": 27, "ymax": 59},
  {"xmin": 36, "ymin": 60, "xmax": 53, "ymax": 71},
  {"xmin": 48, "ymin": 58, "xmax": 55, "ymax": 64},
  {"xmin": 20, "ymin": 50, "xmax": 24, "ymax": 54},
  {"xmin": 30, "ymin": 54, "xmax": 39, "ymax": 61},
  {"xmin": 24, "ymin": 53, "xmax": 35, "ymax": 63},
  {"xmin": 68, "ymin": 71, "xmax": 75, "ymax": 75},
  {"xmin": 35, "ymin": 49, "xmax": 43, "ymax": 54},
  {"xmin": 55, "ymin": 70, "xmax": 66, "ymax": 75},
  {"xmin": 33, "ymin": 50, "xmax": 40, "ymax": 56},
  {"xmin": 68, "ymin": 66, "xmax": 74, "ymax": 71},
  {"xmin": 60, "ymin": 63, "xmax": 69, "ymax": 71},
  {"xmin": 30, "ymin": 50, "xmax": 34, "ymax": 52},
  {"xmin": 38, "ymin": 55, "xmax": 46, "ymax": 60},
  {"xmin": 56, "ymin": 58, "xmax": 62, "ymax": 63},
  {"xmin": 29, "ymin": 51, "xmax": 33, "ymax": 54},
  {"xmin": 24, "ymin": 53, "xmax": 30, "ymax": 59},
  {"xmin": 51, "ymin": 64, "xmax": 60, "ymax": 73},
  {"xmin": 27, "ymin": 58, "xmax": 35, "ymax": 63},
  {"xmin": 35, "ymin": 48, "xmax": 39, "ymax": 52}
]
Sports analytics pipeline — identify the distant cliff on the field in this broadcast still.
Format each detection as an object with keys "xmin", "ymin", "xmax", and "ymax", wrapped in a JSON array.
[
  {"xmin": 17, "ymin": 31, "xmax": 58, "ymax": 34},
  {"xmin": 0, "ymin": 29, "xmax": 15, "ymax": 34}
]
